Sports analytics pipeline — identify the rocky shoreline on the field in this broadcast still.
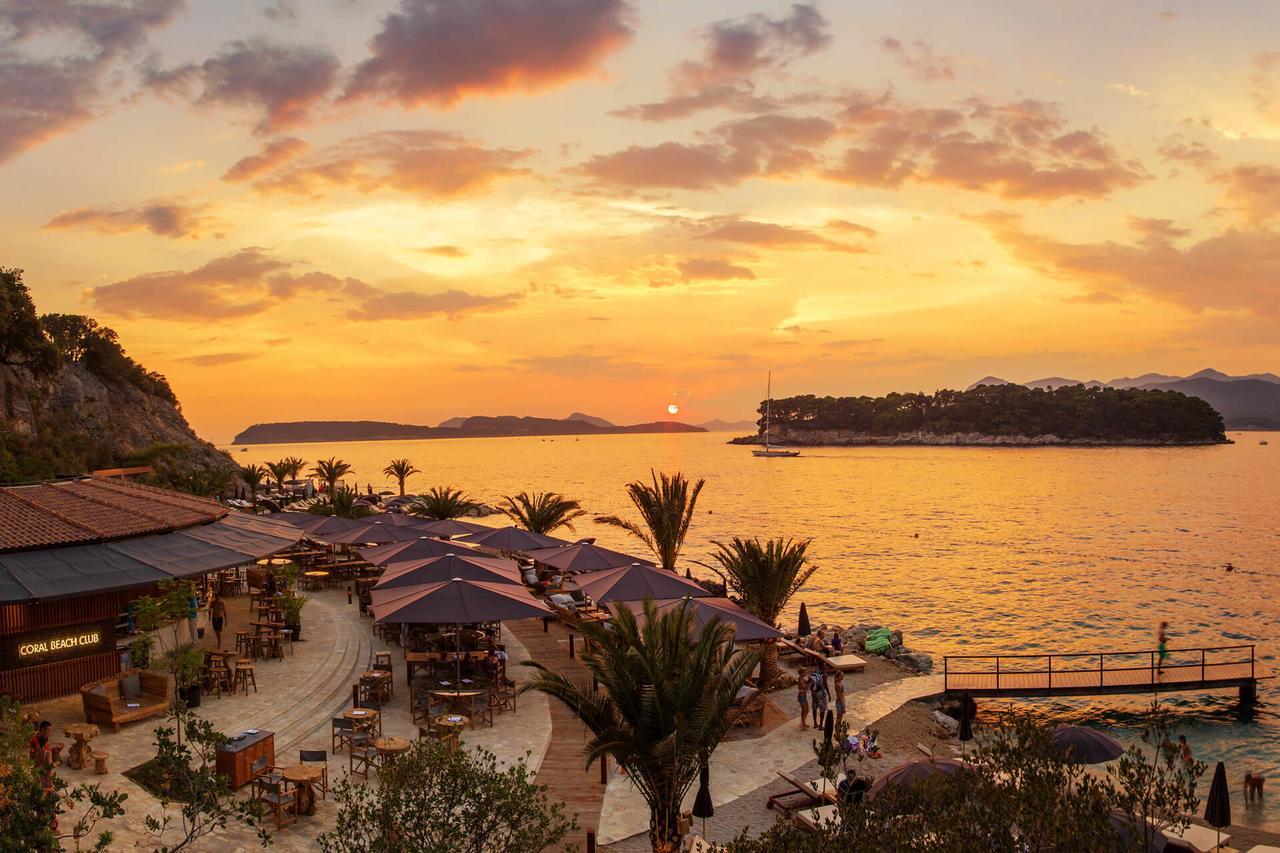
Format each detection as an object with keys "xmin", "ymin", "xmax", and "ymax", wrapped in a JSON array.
[
  {"xmin": 816, "ymin": 622, "xmax": 934, "ymax": 674},
  {"xmin": 730, "ymin": 430, "xmax": 1228, "ymax": 447}
]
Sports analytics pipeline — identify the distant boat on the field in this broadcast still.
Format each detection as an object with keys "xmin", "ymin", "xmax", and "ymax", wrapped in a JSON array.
[
  {"xmin": 1262, "ymin": 440, "xmax": 1270, "ymax": 445},
  {"xmin": 753, "ymin": 372, "xmax": 800, "ymax": 458}
]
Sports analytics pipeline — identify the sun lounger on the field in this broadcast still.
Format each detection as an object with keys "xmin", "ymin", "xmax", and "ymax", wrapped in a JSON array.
[
  {"xmin": 794, "ymin": 803, "xmax": 839, "ymax": 832},
  {"xmin": 1163, "ymin": 824, "xmax": 1230, "ymax": 852},
  {"xmin": 685, "ymin": 836, "xmax": 714, "ymax": 853},
  {"xmin": 767, "ymin": 769, "xmax": 836, "ymax": 815},
  {"xmin": 826, "ymin": 654, "xmax": 866, "ymax": 672},
  {"xmin": 1246, "ymin": 846, "xmax": 1280, "ymax": 853}
]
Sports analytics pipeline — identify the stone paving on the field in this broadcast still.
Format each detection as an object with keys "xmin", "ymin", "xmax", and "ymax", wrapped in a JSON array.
[
  {"xmin": 42, "ymin": 589, "xmax": 551, "ymax": 850},
  {"xmin": 597, "ymin": 673, "xmax": 943, "ymax": 846}
]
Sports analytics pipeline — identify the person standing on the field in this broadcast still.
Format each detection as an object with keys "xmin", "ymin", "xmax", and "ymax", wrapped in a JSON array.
[
  {"xmin": 809, "ymin": 667, "xmax": 829, "ymax": 729},
  {"xmin": 209, "ymin": 595, "xmax": 227, "ymax": 648},
  {"xmin": 187, "ymin": 589, "xmax": 200, "ymax": 643},
  {"xmin": 1157, "ymin": 622, "xmax": 1170, "ymax": 677},
  {"xmin": 796, "ymin": 666, "xmax": 811, "ymax": 730},
  {"xmin": 833, "ymin": 671, "xmax": 847, "ymax": 725}
]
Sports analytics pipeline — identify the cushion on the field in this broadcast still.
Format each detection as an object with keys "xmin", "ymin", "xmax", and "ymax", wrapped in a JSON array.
[
  {"xmin": 119, "ymin": 673, "xmax": 143, "ymax": 700},
  {"xmin": 549, "ymin": 593, "xmax": 575, "ymax": 606},
  {"xmin": 91, "ymin": 684, "xmax": 108, "ymax": 697}
]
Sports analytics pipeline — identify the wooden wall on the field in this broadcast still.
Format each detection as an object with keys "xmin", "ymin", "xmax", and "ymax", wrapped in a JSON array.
[
  {"xmin": 0, "ymin": 649, "xmax": 120, "ymax": 704},
  {"xmin": 0, "ymin": 588, "xmax": 147, "ymax": 636}
]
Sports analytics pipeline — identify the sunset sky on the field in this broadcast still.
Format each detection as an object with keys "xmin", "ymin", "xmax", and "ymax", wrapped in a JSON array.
[{"xmin": 3, "ymin": 1, "xmax": 1279, "ymax": 441}]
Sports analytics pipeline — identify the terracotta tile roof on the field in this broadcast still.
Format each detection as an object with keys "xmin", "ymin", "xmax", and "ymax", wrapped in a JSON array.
[{"xmin": 0, "ymin": 478, "xmax": 227, "ymax": 553}]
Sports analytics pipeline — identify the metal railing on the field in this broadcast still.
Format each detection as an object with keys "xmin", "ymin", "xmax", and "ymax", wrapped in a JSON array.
[{"xmin": 943, "ymin": 645, "xmax": 1256, "ymax": 693}]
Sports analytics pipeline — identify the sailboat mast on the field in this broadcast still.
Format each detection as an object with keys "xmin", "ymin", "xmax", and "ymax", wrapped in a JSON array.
[{"xmin": 765, "ymin": 371, "xmax": 772, "ymax": 450}]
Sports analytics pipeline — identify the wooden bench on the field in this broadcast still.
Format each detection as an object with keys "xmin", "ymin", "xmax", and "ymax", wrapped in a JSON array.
[{"xmin": 80, "ymin": 669, "xmax": 170, "ymax": 732}]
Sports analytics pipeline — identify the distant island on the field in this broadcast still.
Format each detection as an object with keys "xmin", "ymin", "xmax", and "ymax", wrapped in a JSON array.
[
  {"xmin": 232, "ymin": 414, "xmax": 706, "ymax": 445},
  {"xmin": 966, "ymin": 368, "xmax": 1280, "ymax": 430},
  {"xmin": 730, "ymin": 384, "xmax": 1228, "ymax": 447}
]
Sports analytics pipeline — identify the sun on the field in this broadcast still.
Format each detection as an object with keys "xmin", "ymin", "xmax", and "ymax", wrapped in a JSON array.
[{"xmin": 667, "ymin": 404, "xmax": 679, "ymax": 415}]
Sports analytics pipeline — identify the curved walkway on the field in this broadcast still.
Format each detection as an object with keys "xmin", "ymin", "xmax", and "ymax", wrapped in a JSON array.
[{"xmin": 598, "ymin": 674, "xmax": 944, "ymax": 845}]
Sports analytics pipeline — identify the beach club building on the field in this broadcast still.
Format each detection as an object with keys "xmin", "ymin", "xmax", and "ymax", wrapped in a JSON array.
[{"xmin": 0, "ymin": 477, "xmax": 298, "ymax": 702}]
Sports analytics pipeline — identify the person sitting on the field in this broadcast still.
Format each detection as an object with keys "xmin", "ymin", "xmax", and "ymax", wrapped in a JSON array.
[
  {"xmin": 837, "ymin": 771, "xmax": 870, "ymax": 804},
  {"xmin": 831, "ymin": 632, "xmax": 844, "ymax": 655}
]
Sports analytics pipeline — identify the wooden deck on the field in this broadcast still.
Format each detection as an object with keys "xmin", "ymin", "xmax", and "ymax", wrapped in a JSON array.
[
  {"xmin": 944, "ymin": 645, "xmax": 1265, "ymax": 701},
  {"xmin": 506, "ymin": 617, "xmax": 605, "ymax": 850}
]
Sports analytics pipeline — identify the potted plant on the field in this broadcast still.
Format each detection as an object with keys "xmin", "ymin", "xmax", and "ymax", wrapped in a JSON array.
[
  {"xmin": 128, "ymin": 634, "xmax": 154, "ymax": 670},
  {"xmin": 173, "ymin": 645, "xmax": 204, "ymax": 709},
  {"xmin": 281, "ymin": 593, "xmax": 310, "ymax": 642}
]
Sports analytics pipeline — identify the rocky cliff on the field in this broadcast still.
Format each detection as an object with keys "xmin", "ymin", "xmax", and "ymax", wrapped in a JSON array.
[{"xmin": 0, "ymin": 362, "xmax": 229, "ymax": 481}]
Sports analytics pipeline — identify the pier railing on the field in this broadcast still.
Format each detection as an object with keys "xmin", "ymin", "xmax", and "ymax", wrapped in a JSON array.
[{"xmin": 943, "ymin": 644, "xmax": 1256, "ymax": 694}]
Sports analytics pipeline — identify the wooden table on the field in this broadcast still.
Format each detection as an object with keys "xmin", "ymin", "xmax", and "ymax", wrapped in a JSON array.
[
  {"xmin": 216, "ymin": 730, "xmax": 274, "ymax": 789},
  {"xmin": 429, "ymin": 689, "xmax": 485, "ymax": 717},
  {"xmin": 344, "ymin": 708, "xmax": 379, "ymax": 732},
  {"xmin": 257, "ymin": 558, "xmax": 293, "ymax": 566},
  {"xmin": 63, "ymin": 723, "xmax": 99, "ymax": 770},
  {"xmin": 374, "ymin": 736, "xmax": 411, "ymax": 765},
  {"xmin": 280, "ymin": 763, "xmax": 325, "ymax": 816}
]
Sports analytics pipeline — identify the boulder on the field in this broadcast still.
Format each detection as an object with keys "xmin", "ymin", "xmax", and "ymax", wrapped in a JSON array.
[
  {"xmin": 933, "ymin": 710, "xmax": 959, "ymax": 732},
  {"xmin": 899, "ymin": 652, "xmax": 934, "ymax": 673},
  {"xmin": 843, "ymin": 628, "xmax": 867, "ymax": 650},
  {"xmin": 890, "ymin": 630, "xmax": 904, "ymax": 647},
  {"xmin": 884, "ymin": 645, "xmax": 899, "ymax": 660}
]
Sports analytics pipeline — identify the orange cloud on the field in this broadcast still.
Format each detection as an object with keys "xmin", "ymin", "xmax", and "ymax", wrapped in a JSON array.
[
  {"xmin": 878, "ymin": 36, "xmax": 958, "ymax": 81},
  {"xmin": 343, "ymin": 280, "xmax": 522, "ymax": 321},
  {"xmin": 1214, "ymin": 164, "xmax": 1280, "ymax": 224},
  {"xmin": 143, "ymin": 39, "xmax": 340, "ymax": 134},
  {"xmin": 222, "ymin": 137, "xmax": 310, "ymax": 182},
  {"xmin": 178, "ymin": 352, "xmax": 259, "ymax": 366},
  {"xmin": 701, "ymin": 217, "xmax": 864, "ymax": 252},
  {"xmin": 676, "ymin": 258, "xmax": 756, "ymax": 280},
  {"xmin": 1157, "ymin": 135, "xmax": 1218, "ymax": 171},
  {"xmin": 1251, "ymin": 53, "xmax": 1280, "ymax": 120},
  {"xmin": 418, "ymin": 245, "xmax": 469, "ymax": 258},
  {"xmin": 252, "ymin": 130, "xmax": 531, "ymax": 199},
  {"xmin": 43, "ymin": 201, "xmax": 215, "ymax": 239},
  {"xmin": 980, "ymin": 213, "xmax": 1280, "ymax": 315},
  {"xmin": 342, "ymin": 0, "xmax": 632, "ymax": 108}
]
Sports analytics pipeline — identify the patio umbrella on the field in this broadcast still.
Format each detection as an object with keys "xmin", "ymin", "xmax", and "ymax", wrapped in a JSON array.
[
  {"xmin": 622, "ymin": 597, "xmax": 782, "ymax": 642},
  {"xmin": 1205, "ymin": 761, "xmax": 1231, "ymax": 848},
  {"xmin": 574, "ymin": 563, "xmax": 711, "ymax": 604},
  {"xmin": 458, "ymin": 525, "xmax": 569, "ymax": 553},
  {"xmin": 1051, "ymin": 726, "xmax": 1125, "ymax": 765},
  {"xmin": 865, "ymin": 758, "xmax": 967, "ymax": 801},
  {"xmin": 297, "ymin": 515, "xmax": 368, "ymax": 539},
  {"xmin": 360, "ymin": 536, "xmax": 472, "ymax": 566},
  {"xmin": 692, "ymin": 762, "xmax": 714, "ymax": 836},
  {"xmin": 325, "ymin": 521, "xmax": 437, "ymax": 546},
  {"xmin": 376, "ymin": 553, "xmax": 522, "ymax": 589},
  {"xmin": 797, "ymin": 602, "xmax": 811, "ymax": 637},
  {"xmin": 372, "ymin": 577, "xmax": 553, "ymax": 684},
  {"xmin": 416, "ymin": 518, "xmax": 494, "ymax": 537},
  {"xmin": 271, "ymin": 511, "xmax": 324, "ymax": 528},
  {"xmin": 958, "ymin": 709, "xmax": 973, "ymax": 743},
  {"xmin": 360, "ymin": 513, "xmax": 434, "ymax": 527},
  {"xmin": 525, "ymin": 542, "xmax": 652, "ymax": 574}
]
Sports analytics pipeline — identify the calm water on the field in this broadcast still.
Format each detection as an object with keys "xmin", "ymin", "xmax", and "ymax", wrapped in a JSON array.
[{"xmin": 229, "ymin": 431, "xmax": 1280, "ymax": 830}]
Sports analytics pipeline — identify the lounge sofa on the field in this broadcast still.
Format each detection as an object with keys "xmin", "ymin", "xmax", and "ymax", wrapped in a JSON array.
[{"xmin": 80, "ymin": 669, "xmax": 171, "ymax": 732}]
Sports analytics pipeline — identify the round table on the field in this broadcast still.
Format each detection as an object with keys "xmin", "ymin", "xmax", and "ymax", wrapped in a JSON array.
[
  {"xmin": 344, "ymin": 708, "xmax": 379, "ymax": 733},
  {"xmin": 434, "ymin": 714, "xmax": 468, "ymax": 735},
  {"xmin": 63, "ymin": 723, "xmax": 99, "ymax": 770},
  {"xmin": 280, "ymin": 763, "xmax": 326, "ymax": 815},
  {"xmin": 257, "ymin": 557, "xmax": 293, "ymax": 566},
  {"xmin": 374, "ymin": 736, "xmax": 411, "ymax": 765}
]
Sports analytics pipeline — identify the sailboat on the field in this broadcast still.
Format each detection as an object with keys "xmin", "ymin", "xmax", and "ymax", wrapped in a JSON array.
[{"xmin": 753, "ymin": 372, "xmax": 800, "ymax": 458}]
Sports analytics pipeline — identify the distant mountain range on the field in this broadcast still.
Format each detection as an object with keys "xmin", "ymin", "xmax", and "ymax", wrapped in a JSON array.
[
  {"xmin": 698, "ymin": 418, "xmax": 758, "ymax": 431},
  {"xmin": 968, "ymin": 369, "xmax": 1280, "ymax": 429},
  {"xmin": 233, "ymin": 414, "xmax": 706, "ymax": 445}
]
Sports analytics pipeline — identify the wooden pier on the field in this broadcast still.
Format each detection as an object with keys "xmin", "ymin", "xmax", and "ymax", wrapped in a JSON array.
[{"xmin": 944, "ymin": 644, "xmax": 1265, "ymax": 703}]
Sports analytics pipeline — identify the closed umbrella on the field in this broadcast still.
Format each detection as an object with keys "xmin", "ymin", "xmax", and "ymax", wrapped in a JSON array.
[
  {"xmin": 797, "ymin": 602, "xmax": 811, "ymax": 637},
  {"xmin": 865, "ymin": 758, "xmax": 967, "ymax": 801},
  {"xmin": 621, "ymin": 597, "xmax": 782, "ymax": 642},
  {"xmin": 1051, "ymin": 726, "xmax": 1125, "ymax": 764},
  {"xmin": 958, "ymin": 709, "xmax": 973, "ymax": 743},
  {"xmin": 691, "ymin": 762, "xmax": 714, "ymax": 837},
  {"xmin": 360, "ymin": 536, "xmax": 473, "ymax": 566},
  {"xmin": 574, "ymin": 563, "xmax": 711, "ymax": 604},
  {"xmin": 376, "ymin": 553, "xmax": 522, "ymax": 588},
  {"xmin": 1205, "ymin": 761, "xmax": 1231, "ymax": 848}
]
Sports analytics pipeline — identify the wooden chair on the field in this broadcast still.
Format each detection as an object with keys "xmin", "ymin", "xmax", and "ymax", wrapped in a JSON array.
[
  {"xmin": 331, "ymin": 717, "xmax": 358, "ymax": 753},
  {"xmin": 349, "ymin": 739, "xmax": 377, "ymax": 780},
  {"xmin": 493, "ymin": 683, "xmax": 517, "ymax": 715},
  {"xmin": 255, "ymin": 778, "xmax": 297, "ymax": 830},
  {"xmin": 299, "ymin": 749, "xmax": 329, "ymax": 800}
]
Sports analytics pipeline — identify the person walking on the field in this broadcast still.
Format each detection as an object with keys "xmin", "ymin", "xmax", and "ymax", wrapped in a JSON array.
[
  {"xmin": 796, "ymin": 666, "xmax": 811, "ymax": 730},
  {"xmin": 809, "ymin": 667, "xmax": 829, "ymax": 729},
  {"xmin": 209, "ymin": 595, "xmax": 227, "ymax": 649},
  {"xmin": 1157, "ymin": 622, "xmax": 1170, "ymax": 678},
  {"xmin": 833, "ymin": 671, "xmax": 847, "ymax": 725}
]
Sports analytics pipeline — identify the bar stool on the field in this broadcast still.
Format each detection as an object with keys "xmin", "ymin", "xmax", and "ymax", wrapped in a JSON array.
[
  {"xmin": 234, "ymin": 660, "xmax": 258, "ymax": 694},
  {"xmin": 235, "ymin": 630, "xmax": 252, "ymax": 657},
  {"xmin": 280, "ymin": 629, "xmax": 294, "ymax": 656}
]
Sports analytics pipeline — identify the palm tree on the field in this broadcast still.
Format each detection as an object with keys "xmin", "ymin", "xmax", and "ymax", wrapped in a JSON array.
[
  {"xmin": 498, "ymin": 491, "xmax": 586, "ymax": 535},
  {"xmin": 706, "ymin": 537, "xmax": 816, "ymax": 687},
  {"xmin": 311, "ymin": 457, "xmax": 352, "ymax": 499},
  {"xmin": 266, "ymin": 459, "xmax": 291, "ymax": 491},
  {"xmin": 595, "ymin": 470, "xmax": 705, "ymax": 572},
  {"xmin": 408, "ymin": 486, "xmax": 478, "ymax": 520},
  {"xmin": 307, "ymin": 486, "xmax": 376, "ymax": 519},
  {"xmin": 171, "ymin": 466, "xmax": 236, "ymax": 499},
  {"xmin": 284, "ymin": 456, "xmax": 308, "ymax": 483},
  {"xmin": 524, "ymin": 601, "xmax": 760, "ymax": 853},
  {"xmin": 382, "ymin": 458, "xmax": 421, "ymax": 496},
  {"xmin": 237, "ymin": 463, "xmax": 267, "ymax": 509}
]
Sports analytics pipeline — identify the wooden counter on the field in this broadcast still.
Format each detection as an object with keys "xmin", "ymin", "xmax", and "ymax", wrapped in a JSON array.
[{"xmin": 215, "ymin": 729, "xmax": 275, "ymax": 789}]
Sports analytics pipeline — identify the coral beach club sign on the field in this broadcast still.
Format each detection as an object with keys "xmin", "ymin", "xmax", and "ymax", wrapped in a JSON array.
[{"xmin": 3, "ymin": 620, "xmax": 115, "ymax": 668}]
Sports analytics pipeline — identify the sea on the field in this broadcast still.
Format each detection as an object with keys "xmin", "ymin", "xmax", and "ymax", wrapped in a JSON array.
[{"xmin": 227, "ymin": 430, "xmax": 1280, "ymax": 832}]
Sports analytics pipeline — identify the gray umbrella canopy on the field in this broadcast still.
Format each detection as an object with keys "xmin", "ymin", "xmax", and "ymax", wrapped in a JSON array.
[
  {"xmin": 372, "ymin": 577, "xmax": 552, "ymax": 624},
  {"xmin": 360, "ymin": 513, "xmax": 433, "ymax": 527},
  {"xmin": 271, "ymin": 510, "xmax": 324, "ymax": 528},
  {"xmin": 622, "ymin": 596, "xmax": 782, "ymax": 642},
  {"xmin": 525, "ymin": 542, "xmax": 652, "ymax": 574},
  {"xmin": 325, "ymin": 521, "xmax": 438, "ymax": 545},
  {"xmin": 376, "ymin": 553, "xmax": 522, "ymax": 589},
  {"xmin": 360, "ymin": 536, "xmax": 473, "ymax": 566},
  {"xmin": 1051, "ymin": 726, "xmax": 1125, "ymax": 765},
  {"xmin": 416, "ymin": 518, "xmax": 494, "ymax": 537},
  {"xmin": 458, "ymin": 525, "xmax": 569, "ymax": 553},
  {"xmin": 574, "ymin": 562, "xmax": 711, "ymax": 603},
  {"xmin": 294, "ymin": 515, "xmax": 368, "ymax": 539},
  {"xmin": 865, "ymin": 758, "xmax": 968, "ymax": 801}
]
